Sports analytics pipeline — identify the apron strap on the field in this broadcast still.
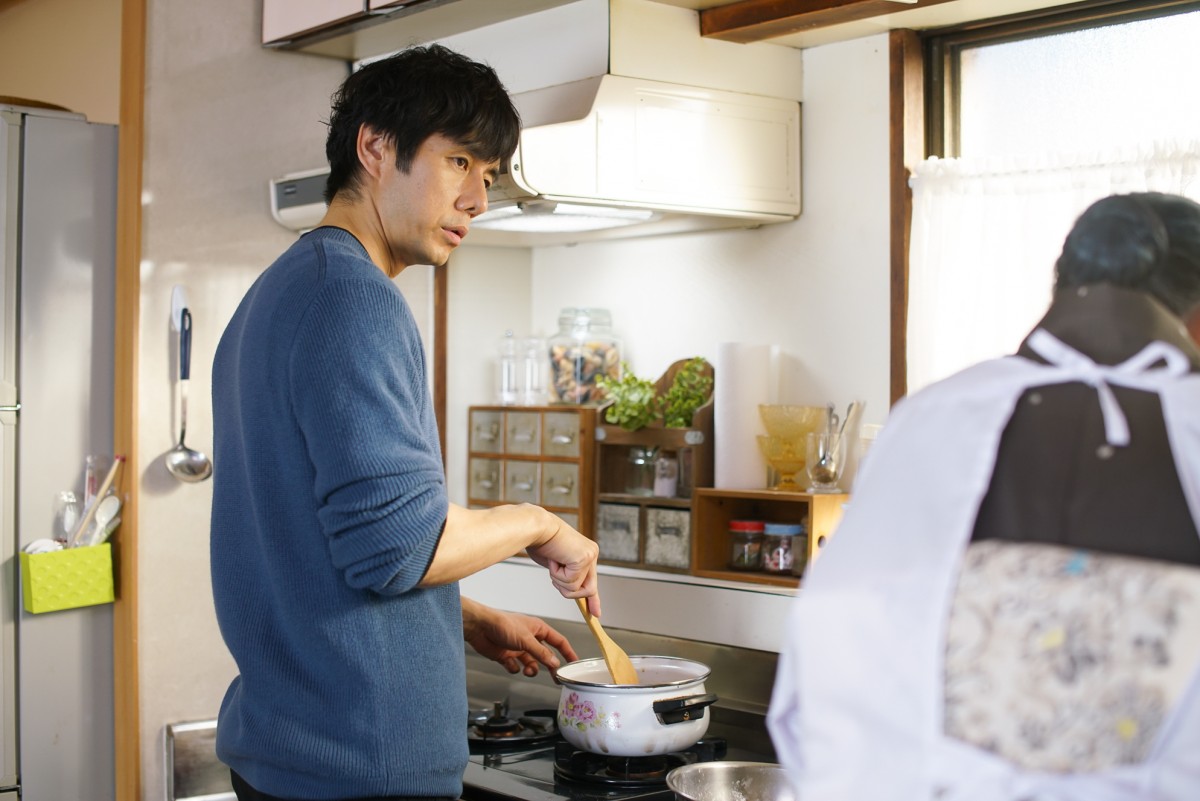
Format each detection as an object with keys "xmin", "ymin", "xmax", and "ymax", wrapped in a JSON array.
[{"xmin": 1025, "ymin": 330, "xmax": 1191, "ymax": 447}]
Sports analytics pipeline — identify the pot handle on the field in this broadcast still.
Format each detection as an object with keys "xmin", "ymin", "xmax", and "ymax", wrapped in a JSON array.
[{"xmin": 652, "ymin": 693, "xmax": 718, "ymax": 725}]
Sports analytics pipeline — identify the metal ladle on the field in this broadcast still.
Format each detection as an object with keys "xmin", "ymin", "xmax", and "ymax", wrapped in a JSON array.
[{"xmin": 166, "ymin": 308, "xmax": 213, "ymax": 482}]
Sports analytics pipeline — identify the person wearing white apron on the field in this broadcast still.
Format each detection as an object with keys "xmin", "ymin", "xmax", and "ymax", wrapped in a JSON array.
[{"xmin": 768, "ymin": 193, "xmax": 1200, "ymax": 801}]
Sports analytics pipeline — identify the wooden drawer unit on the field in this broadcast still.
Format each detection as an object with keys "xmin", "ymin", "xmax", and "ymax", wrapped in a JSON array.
[
  {"xmin": 466, "ymin": 406, "xmax": 597, "ymax": 538},
  {"xmin": 467, "ymin": 457, "xmax": 502, "ymax": 502}
]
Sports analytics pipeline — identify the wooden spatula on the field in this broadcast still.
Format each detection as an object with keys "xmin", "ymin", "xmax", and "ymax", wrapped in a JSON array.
[{"xmin": 576, "ymin": 598, "xmax": 639, "ymax": 685}]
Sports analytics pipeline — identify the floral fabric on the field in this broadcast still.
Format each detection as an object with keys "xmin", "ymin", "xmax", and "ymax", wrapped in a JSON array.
[{"xmin": 944, "ymin": 540, "xmax": 1200, "ymax": 772}]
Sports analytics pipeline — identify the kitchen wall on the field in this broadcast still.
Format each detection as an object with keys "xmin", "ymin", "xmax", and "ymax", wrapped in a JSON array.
[
  {"xmin": 135, "ymin": 2, "xmax": 346, "ymax": 798},
  {"xmin": 0, "ymin": 0, "xmax": 120, "ymax": 124},
  {"xmin": 451, "ymin": 34, "xmax": 891, "ymax": 652}
]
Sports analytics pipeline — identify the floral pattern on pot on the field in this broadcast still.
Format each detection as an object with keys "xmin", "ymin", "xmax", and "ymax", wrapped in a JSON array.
[{"xmin": 559, "ymin": 691, "xmax": 622, "ymax": 731}]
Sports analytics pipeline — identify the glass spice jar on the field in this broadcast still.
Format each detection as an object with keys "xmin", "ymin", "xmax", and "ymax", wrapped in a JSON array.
[
  {"xmin": 728, "ymin": 520, "xmax": 765, "ymax": 571},
  {"xmin": 547, "ymin": 307, "xmax": 621, "ymax": 405},
  {"xmin": 762, "ymin": 522, "xmax": 803, "ymax": 574}
]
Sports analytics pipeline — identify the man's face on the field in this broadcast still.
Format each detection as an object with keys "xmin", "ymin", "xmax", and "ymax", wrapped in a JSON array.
[{"xmin": 376, "ymin": 133, "xmax": 499, "ymax": 273}]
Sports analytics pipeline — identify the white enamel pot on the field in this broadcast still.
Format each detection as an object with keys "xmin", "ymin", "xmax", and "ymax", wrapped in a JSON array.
[{"xmin": 556, "ymin": 656, "xmax": 718, "ymax": 756}]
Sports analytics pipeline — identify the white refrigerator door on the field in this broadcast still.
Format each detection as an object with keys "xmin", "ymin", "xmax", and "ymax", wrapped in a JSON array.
[
  {"xmin": 0, "ymin": 109, "xmax": 20, "ymax": 794},
  {"xmin": 13, "ymin": 109, "xmax": 117, "ymax": 801}
]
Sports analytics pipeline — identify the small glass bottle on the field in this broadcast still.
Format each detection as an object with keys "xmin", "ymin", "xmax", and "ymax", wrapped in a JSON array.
[
  {"xmin": 625, "ymin": 446, "xmax": 658, "ymax": 496},
  {"xmin": 52, "ymin": 490, "xmax": 80, "ymax": 545},
  {"xmin": 653, "ymin": 452, "xmax": 679, "ymax": 498},
  {"xmin": 762, "ymin": 522, "xmax": 803, "ymax": 574},
  {"xmin": 547, "ymin": 308, "xmax": 621, "ymax": 405},
  {"xmin": 728, "ymin": 520, "xmax": 765, "ymax": 571},
  {"xmin": 518, "ymin": 336, "xmax": 547, "ymax": 406},
  {"xmin": 496, "ymin": 331, "xmax": 520, "ymax": 405}
]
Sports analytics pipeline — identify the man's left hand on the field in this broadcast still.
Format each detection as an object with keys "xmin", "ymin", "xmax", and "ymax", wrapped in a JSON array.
[{"xmin": 462, "ymin": 597, "xmax": 579, "ymax": 677}]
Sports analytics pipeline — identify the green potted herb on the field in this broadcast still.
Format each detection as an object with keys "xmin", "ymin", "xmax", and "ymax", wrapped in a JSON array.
[
  {"xmin": 596, "ymin": 363, "xmax": 658, "ymax": 431},
  {"xmin": 658, "ymin": 356, "xmax": 714, "ymax": 428}
]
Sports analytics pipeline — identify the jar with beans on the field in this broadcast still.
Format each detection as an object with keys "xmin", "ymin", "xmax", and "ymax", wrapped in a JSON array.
[{"xmin": 547, "ymin": 307, "xmax": 621, "ymax": 405}]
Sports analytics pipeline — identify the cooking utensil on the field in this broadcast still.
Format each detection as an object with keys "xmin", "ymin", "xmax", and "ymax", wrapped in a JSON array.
[
  {"xmin": 575, "ymin": 597, "xmax": 639, "ymax": 685},
  {"xmin": 67, "ymin": 456, "xmax": 124, "ymax": 547},
  {"xmin": 556, "ymin": 655, "xmax": 717, "ymax": 756},
  {"xmin": 166, "ymin": 308, "xmax": 213, "ymax": 482},
  {"xmin": 666, "ymin": 762, "xmax": 796, "ymax": 801},
  {"xmin": 78, "ymin": 494, "xmax": 121, "ymax": 548}
]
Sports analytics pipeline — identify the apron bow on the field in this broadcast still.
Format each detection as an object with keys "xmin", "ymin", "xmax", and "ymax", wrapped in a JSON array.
[{"xmin": 1025, "ymin": 329, "xmax": 1191, "ymax": 447}]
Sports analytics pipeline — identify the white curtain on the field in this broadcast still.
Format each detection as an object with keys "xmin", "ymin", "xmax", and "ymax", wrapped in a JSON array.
[{"xmin": 906, "ymin": 142, "xmax": 1200, "ymax": 395}]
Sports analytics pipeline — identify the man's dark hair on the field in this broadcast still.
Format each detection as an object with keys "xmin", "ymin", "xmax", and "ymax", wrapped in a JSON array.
[
  {"xmin": 1056, "ymin": 192, "xmax": 1200, "ymax": 317},
  {"xmin": 323, "ymin": 44, "xmax": 521, "ymax": 203}
]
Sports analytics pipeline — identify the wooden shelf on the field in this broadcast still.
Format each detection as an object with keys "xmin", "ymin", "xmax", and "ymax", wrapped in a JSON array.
[
  {"xmin": 692, "ymin": 488, "xmax": 847, "ymax": 580},
  {"xmin": 593, "ymin": 360, "xmax": 715, "ymax": 571},
  {"xmin": 597, "ymin": 493, "xmax": 691, "ymax": 509},
  {"xmin": 692, "ymin": 568, "xmax": 799, "ymax": 588}
]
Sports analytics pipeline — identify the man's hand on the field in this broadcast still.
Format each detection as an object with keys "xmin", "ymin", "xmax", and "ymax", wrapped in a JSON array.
[
  {"xmin": 462, "ymin": 597, "xmax": 579, "ymax": 677},
  {"xmin": 523, "ymin": 513, "xmax": 601, "ymax": 617}
]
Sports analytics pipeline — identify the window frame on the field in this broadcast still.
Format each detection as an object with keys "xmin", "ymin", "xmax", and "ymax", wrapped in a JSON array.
[{"xmin": 889, "ymin": 0, "xmax": 1200, "ymax": 403}]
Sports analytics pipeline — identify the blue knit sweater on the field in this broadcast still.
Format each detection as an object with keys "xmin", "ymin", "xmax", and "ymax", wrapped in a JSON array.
[{"xmin": 210, "ymin": 227, "xmax": 462, "ymax": 799}]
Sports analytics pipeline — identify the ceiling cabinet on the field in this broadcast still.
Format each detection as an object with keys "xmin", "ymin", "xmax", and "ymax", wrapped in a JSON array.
[
  {"xmin": 261, "ymin": 0, "xmax": 367, "ymax": 46},
  {"xmin": 261, "ymin": 0, "xmax": 578, "ymax": 60}
]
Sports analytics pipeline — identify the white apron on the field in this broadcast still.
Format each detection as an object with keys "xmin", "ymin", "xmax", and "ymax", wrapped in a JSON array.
[{"xmin": 767, "ymin": 331, "xmax": 1200, "ymax": 801}]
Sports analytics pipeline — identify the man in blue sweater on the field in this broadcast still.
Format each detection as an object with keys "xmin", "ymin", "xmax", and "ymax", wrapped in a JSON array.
[{"xmin": 211, "ymin": 45, "xmax": 601, "ymax": 801}]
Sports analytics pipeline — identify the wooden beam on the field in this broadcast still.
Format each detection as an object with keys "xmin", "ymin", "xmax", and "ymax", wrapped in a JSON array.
[
  {"xmin": 888, "ymin": 28, "xmax": 923, "ymax": 406},
  {"xmin": 701, "ymin": 0, "xmax": 958, "ymax": 43},
  {"xmin": 113, "ymin": 0, "xmax": 145, "ymax": 798},
  {"xmin": 434, "ymin": 262, "xmax": 448, "ymax": 466}
]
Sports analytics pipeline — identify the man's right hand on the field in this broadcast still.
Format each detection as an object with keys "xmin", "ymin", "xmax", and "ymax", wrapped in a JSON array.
[{"xmin": 524, "ymin": 510, "xmax": 601, "ymax": 617}]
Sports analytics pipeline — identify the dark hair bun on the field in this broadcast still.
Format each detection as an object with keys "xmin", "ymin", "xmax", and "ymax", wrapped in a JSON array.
[{"xmin": 1056, "ymin": 194, "xmax": 1169, "ymax": 287}]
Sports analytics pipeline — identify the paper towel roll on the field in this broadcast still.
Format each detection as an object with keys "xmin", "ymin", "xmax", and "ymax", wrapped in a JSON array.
[{"xmin": 714, "ymin": 342, "xmax": 772, "ymax": 489}]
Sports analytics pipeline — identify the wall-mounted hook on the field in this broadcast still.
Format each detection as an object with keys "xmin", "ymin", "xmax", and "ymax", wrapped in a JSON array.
[{"xmin": 170, "ymin": 285, "xmax": 189, "ymax": 332}]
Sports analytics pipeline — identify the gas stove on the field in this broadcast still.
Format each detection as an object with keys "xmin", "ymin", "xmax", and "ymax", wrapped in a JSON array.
[{"xmin": 462, "ymin": 688, "xmax": 774, "ymax": 801}]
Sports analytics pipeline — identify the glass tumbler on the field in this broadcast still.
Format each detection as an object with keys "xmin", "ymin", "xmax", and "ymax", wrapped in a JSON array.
[{"xmin": 806, "ymin": 431, "xmax": 847, "ymax": 493}]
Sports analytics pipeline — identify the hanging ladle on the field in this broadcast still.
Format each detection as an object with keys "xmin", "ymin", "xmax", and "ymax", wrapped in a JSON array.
[{"xmin": 166, "ymin": 308, "xmax": 213, "ymax": 482}]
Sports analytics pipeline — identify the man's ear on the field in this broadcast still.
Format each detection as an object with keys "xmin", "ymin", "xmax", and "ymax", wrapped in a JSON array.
[{"xmin": 355, "ymin": 124, "xmax": 391, "ymax": 181}]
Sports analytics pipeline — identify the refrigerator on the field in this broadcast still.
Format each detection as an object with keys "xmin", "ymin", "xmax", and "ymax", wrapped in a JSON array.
[{"xmin": 0, "ymin": 104, "xmax": 117, "ymax": 800}]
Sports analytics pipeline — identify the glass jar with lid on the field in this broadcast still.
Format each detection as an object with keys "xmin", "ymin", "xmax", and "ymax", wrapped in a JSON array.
[
  {"xmin": 762, "ymin": 522, "xmax": 803, "ymax": 574},
  {"xmin": 547, "ymin": 307, "xmax": 621, "ymax": 405},
  {"xmin": 728, "ymin": 520, "xmax": 765, "ymax": 571}
]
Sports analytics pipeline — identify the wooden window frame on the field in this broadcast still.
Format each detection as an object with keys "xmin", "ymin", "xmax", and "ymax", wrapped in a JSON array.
[{"xmin": 888, "ymin": 0, "xmax": 1200, "ymax": 404}]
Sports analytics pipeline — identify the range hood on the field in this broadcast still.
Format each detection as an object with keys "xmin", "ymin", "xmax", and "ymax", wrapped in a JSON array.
[{"xmin": 270, "ymin": 0, "xmax": 803, "ymax": 247}]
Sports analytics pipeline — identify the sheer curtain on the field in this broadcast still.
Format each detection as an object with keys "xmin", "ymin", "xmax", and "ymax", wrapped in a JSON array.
[{"xmin": 906, "ymin": 142, "xmax": 1200, "ymax": 394}]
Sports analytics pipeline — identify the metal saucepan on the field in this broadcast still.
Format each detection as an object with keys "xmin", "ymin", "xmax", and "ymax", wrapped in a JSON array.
[
  {"xmin": 556, "ymin": 656, "xmax": 717, "ymax": 756},
  {"xmin": 666, "ymin": 762, "xmax": 796, "ymax": 801}
]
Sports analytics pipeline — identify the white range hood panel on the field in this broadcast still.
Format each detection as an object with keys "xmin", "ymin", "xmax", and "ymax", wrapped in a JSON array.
[{"xmin": 506, "ymin": 76, "xmax": 800, "ymax": 220}]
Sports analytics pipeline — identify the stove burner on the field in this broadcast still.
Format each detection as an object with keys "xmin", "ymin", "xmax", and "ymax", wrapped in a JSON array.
[
  {"xmin": 467, "ymin": 702, "xmax": 560, "ymax": 753},
  {"xmin": 553, "ymin": 738, "xmax": 728, "ymax": 788},
  {"xmin": 605, "ymin": 755, "xmax": 669, "ymax": 781},
  {"xmin": 478, "ymin": 706, "xmax": 522, "ymax": 737}
]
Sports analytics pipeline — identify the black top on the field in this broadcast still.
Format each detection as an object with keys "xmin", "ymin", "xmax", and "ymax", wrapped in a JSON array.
[{"xmin": 971, "ymin": 284, "xmax": 1200, "ymax": 566}]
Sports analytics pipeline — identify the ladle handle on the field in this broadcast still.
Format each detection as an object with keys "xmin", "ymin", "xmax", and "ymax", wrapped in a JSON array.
[{"xmin": 180, "ymin": 308, "xmax": 192, "ymax": 381}]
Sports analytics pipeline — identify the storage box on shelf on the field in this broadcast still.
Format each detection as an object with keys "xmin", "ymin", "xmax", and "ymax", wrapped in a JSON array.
[
  {"xmin": 691, "ymin": 488, "xmax": 848, "ymax": 588},
  {"xmin": 593, "ymin": 361, "xmax": 713, "ymax": 571},
  {"xmin": 466, "ymin": 405, "xmax": 597, "ymax": 536}
]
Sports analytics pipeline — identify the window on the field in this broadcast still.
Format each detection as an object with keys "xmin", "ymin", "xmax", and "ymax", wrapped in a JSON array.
[{"xmin": 904, "ymin": 1, "xmax": 1200, "ymax": 394}]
